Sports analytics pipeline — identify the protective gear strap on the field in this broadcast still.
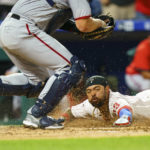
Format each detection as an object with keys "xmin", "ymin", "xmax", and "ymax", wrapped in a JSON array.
[
  {"xmin": 45, "ymin": 9, "xmax": 73, "ymax": 35},
  {"xmin": 119, "ymin": 108, "xmax": 132, "ymax": 121},
  {"xmin": 60, "ymin": 19, "xmax": 79, "ymax": 33}
]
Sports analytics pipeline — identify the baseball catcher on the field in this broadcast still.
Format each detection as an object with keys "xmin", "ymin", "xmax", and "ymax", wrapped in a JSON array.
[{"xmin": 0, "ymin": 0, "xmax": 114, "ymax": 129}]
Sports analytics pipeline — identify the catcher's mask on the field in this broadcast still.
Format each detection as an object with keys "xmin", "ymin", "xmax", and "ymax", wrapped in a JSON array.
[{"xmin": 85, "ymin": 75, "xmax": 108, "ymax": 89}]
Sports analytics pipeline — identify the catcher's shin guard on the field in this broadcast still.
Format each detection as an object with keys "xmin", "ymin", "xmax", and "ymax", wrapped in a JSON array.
[
  {"xmin": 31, "ymin": 56, "xmax": 86, "ymax": 118},
  {"xmin": 0, "ymin": 78, "xmax": 44, "ymax": 98}
]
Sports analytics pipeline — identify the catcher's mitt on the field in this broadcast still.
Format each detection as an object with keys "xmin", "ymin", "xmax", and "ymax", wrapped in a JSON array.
[{"xmin": 80, "ymin": 15, "xmax": 115, "ymax": 40}]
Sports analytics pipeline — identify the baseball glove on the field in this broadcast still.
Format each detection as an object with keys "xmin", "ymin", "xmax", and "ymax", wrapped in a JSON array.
[
  {"xmin": 80, "ymin": 14, "xmax": 115, "ymax": 40},
  {"xmin": 113, "ymin": 115, "xmax": 131, "ymax": 127}
]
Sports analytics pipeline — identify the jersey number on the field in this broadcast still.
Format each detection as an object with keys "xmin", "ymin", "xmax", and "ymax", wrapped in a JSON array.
[{"xmin": 113, "ymin": 102, "xmax": 120, "ymax": 114}]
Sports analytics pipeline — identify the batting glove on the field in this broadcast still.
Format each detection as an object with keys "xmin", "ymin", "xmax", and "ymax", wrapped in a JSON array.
[{"xmin": 113, "ymin": 115, "xmax": 131, "ymax": 127}]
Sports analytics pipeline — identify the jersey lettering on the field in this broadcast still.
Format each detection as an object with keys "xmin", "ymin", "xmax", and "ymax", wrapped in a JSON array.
[{"xmin": 113, "ymin": 102, "xmax": 120, "ymax": 114}]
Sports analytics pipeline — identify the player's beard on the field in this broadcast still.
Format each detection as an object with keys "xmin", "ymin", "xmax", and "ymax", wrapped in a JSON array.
[{"xmin": 90, "ymin": 94, "xmax": 106, "ymax": 108}]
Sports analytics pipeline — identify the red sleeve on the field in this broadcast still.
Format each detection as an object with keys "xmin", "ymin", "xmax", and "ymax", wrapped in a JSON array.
[
  {"xmin": 132, "ymin": 39, "xmax": 150, "ymax": 71},
  {"xmin": 112, "ymin": 99, "xmax": 132, "ymax": 116},
  {"xmin": 136, "ymin": 0, "xmax": 150, "ymax": 15},
  {"xmin": 68, "ymin": 0, "xmax": 91, "ymax": 20}
]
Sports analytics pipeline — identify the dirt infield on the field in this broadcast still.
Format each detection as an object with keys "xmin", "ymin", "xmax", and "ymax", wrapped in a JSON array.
[{"xmin": 1, "ymin": 119, "xmax": 150, "ymax": 140}]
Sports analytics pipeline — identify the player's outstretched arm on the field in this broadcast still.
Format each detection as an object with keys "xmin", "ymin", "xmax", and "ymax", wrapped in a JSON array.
[
  {"xmin": 60, "ymin": 108, "xmax": 75, "ymax": 121},
  {"xmin": 113, "ymin": 108, "xmax": 132, "ymax": 127}
]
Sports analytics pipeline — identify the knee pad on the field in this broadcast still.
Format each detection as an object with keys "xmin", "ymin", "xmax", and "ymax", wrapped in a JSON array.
[{"xmin": 31, "ymin": 56, "xmax": 86, "ymax": 118}]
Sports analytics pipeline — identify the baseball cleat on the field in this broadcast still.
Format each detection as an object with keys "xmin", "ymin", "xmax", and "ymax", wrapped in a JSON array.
[
  {"xmin": 23, "ymin": 113, "xmax": 41, "ymax": 128},
  {"xmin": 39, "ymin": 116, "xmax": 64, "ymax": 130},
  {"xmin": 23, "ymin": 114, "xmax": 64, "ymax": 129},
  {"xmin": 44, "ymin": 124, "xmax": 64, "ymax": 130}
]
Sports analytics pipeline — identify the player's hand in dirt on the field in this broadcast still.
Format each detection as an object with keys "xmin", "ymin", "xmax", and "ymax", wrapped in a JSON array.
[{"xmin": 113, "ymin": 115, "xmax": 131, "ymax": 127}]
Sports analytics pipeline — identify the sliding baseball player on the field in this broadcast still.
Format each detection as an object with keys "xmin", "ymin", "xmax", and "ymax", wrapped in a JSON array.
[{"xmin": 61, "ymin": 75, "xmax": 150, "ymax": 127}]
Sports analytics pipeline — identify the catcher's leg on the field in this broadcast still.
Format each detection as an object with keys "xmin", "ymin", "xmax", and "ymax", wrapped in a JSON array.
[
  {"xmin": 24, "ymin": 56, "xmax": 86, "ymax": 129},
  {"xmin": 1, "ymin": 25, "xmax": 85, "ymax": 129},
  {"xmin": 0, "ymin": 73, "xmax": 45, "ymax": 97}
]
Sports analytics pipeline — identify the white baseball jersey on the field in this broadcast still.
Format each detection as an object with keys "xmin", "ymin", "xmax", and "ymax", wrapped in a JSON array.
[
  {"xmin": 0, "ymin": 0, "xmax": 92, "ymax": 99},
  {"xmin": 125, "ymin": 74, "xmax": 150, "ymax": 92},
  {"xmin": 71, "ymin": 89, "xmax": 150, "ymax": 120}
]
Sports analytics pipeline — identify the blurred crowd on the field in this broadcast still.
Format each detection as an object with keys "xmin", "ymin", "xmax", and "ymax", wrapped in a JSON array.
[{"xmin": 101, "ymin": 0, "xmax": 150, "ymax": 20}]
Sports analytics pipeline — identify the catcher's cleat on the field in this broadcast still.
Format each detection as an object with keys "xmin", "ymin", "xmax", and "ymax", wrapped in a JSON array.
[
  {"xmin": 23, "ymin": 114, "xmax": 64, "ymax": 129},
  {"xmin": 39, "ymin": 116, "xmax": 64, "ymax": 130},
  {"xmin": 23, "ymin": 114, "xmax": 41, "ymax": 128}
]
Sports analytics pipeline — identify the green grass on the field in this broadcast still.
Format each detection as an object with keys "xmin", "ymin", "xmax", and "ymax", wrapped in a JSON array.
[{"xmin": 0, "ymin": 136, "xmax": 150, "ymax": 150}]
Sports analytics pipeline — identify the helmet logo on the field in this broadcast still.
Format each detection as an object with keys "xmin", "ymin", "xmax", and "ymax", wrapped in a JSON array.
[{"xmin": 89, "ymin": 78, "xmax": 94, "ymax": 83}]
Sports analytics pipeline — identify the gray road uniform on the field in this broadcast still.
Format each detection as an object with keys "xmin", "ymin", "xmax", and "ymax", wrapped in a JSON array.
[{"xmin": 0, "ymin": 0, "xmax": 97, "ymax": 128}]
